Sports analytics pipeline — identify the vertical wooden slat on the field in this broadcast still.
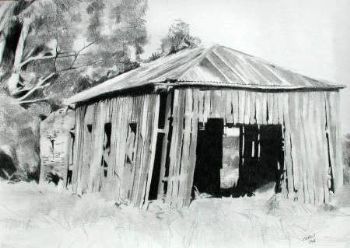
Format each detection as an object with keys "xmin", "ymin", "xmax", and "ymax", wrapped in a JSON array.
[
  {"xmin": 266, "ymin": 92, "xmax": 272, "ymax": 124},
  {"xmin": 238, "ymin": 90, "xmax": 245, "ymax": 124},
  {"xmin": 71, "ymin": 106, "xmax": 86, "ymax": 193},
  {"xmin": 249, "ymin": 92, "xmax": 256, "ymax": 124},
  {"xmin": 166, "ymin": 90, "xmax": 180, "ymax": 204},
  {"xmin": 198, "ymin": 90, "xmax": 204, "ymax": 123},
  {"xmin": 282, "ymin": 93, "xmax": 295, "ymax": 199},
  {"xmin": 244, "ymin": 91, "xmax": 251, "ymax": 124},
  {"xmin": 157, "ymin": 92, "xmax": 173, "ymax": 199},
  {"xmin": 255, "ymin": 92, "xmax": 262, "ymax": 124},
  {"xmin": 141, "ymin": 95, "xmax": 160, "ymax": 207},
  {"xmin": 232, "ymin": 90, "xmax": 239, "ymax": 124},
  {"xmin": 131, "ymin": 96, "xmax": 149, "ymax": 205},
  {"xmin": 295, "ymin": 92, "xmax": 306, "ymax": 202},
  {"xmin": 88, "ymin": 101, "xmax": 107, "ymax": 192},
  {"xmin": 177, "ymin": 89, "xmax": 193, "ymax": 206},
  {"xmin": 225, "ymin": 90, "xmax": 233, "ymax": 124},
  {"xmin": 184, "ymin": 89, "xmax": 199, "ymax": 206},
  {"xmin": 328, "ymin": 91, "xmax": 342, "ymax": 191},
  {"xmin": 203, "ymin": 90, "xmax": 211, "ymax": 123}
]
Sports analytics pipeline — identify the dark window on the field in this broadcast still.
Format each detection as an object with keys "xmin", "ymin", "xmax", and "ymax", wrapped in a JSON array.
[
  {"xmin": 87, "ymin": 124, "xmax": 92, "ymax": 133},
  {"xmin": 102, "ymin": 123, "xmax": 112, "ymax": 177},
  {"xmin": 125, "ymin": 123, "xmax": 137, "ymax": 165},
  {"xmin": 158, "ymin": 93, "xmax": 168, "ymax": 129}
]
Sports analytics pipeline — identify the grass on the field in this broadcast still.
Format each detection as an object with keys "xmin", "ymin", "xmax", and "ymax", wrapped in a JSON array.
[{"xmin": 0, "ymin": 181, "xmax": 350, "ymax": 248}]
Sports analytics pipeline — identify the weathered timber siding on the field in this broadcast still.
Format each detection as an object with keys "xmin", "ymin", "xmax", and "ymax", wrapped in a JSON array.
[
  {"xmin": 71, "ymin": 94, "xmax": 159, "ymax": 207},
  {"xmin": 163, "ymin": 88, "xmax": 341, "ymax": 206},
  {"xmin": 40, "ymin": 109, "xmax": 75, "ymax": 185}
]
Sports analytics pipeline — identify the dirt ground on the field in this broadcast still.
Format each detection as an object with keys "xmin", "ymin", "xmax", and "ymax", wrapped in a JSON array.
[{"xmin": 0, "ymin": 181, "xmax": 350, "ymax": 248}]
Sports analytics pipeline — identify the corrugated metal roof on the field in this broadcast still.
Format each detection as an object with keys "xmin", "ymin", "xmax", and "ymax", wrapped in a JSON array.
[{"xmin": 66, "ymin": 45, "xmax": 344, "ymax": 105}]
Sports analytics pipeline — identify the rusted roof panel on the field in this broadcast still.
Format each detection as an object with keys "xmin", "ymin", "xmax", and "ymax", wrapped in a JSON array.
[{"xmin": 66, "ymin": 45, "xmax": 344, "ymax": 105}]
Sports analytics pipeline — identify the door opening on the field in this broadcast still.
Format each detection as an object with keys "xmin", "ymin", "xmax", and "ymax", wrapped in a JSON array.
[
  {"xmin": 234, "ymin": 125, "xmax": 284, "ymax": 196},
  {"xmin": 192, "ymin": 120, "xmax": 284, "ymax": 199},
  {"xmin": 193, "ymin": 118, "xmax": 223, "ymax": 197}
]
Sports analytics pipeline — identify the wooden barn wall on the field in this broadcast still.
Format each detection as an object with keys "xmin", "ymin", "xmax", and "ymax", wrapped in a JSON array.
[
  {"xmin": 39, "ymin": 110, "xmax": 75, "ymax": 185},
  {"xmin": 71, "ymin": 94, "xmax": 159, "ymax": 207},
  {"xmin": 164, "ymin": 88, "xmax": 341, "ymax": 206}
]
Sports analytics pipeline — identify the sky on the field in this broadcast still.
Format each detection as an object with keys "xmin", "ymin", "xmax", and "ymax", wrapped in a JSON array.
[{"xmin": 143, "ymin": 0, "xmax": 350, "ymax": 134}]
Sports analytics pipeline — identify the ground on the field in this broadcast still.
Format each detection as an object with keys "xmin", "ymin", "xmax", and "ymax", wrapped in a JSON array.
[{"xmin": 0, "ymin": 182, "xmax": 350, "ymax": 248}]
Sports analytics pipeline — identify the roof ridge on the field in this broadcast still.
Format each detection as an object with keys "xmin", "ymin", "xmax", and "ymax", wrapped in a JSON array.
[{"xmin": 176, "ymin": 45, "xmax": 218, "ymax": 80}]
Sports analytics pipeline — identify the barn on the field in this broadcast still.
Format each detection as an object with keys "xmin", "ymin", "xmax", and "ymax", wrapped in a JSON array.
[{"xmin": 64, "ymin": 45, "xmax": 345, "ymax": 208}]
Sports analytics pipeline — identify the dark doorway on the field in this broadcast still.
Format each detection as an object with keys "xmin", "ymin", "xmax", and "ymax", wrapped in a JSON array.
[
  {"xmin": 193, "ymin": 118, "xmax": 223, "ymax": 196},
  {"xmin": 192, "ymin": 121, "xmax": 284, "ymax": 199},
  {"xmin": 234, "ymin": 124, "xmax": 284, "ymax": 196},
  {"xmin": 148, "ymin": 133, "xmax": 165, "ymax": 200}
]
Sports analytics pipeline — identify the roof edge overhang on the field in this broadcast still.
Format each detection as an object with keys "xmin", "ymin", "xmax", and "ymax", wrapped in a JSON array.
[{"xmin": 65, "ymin": 80, "xmax": 345, "ymax": 109}]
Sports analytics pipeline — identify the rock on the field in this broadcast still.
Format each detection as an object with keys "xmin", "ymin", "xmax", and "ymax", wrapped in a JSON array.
[
  {"xmin": 0, "ymin": 94, "xmax": 40, "ymax": 180},
  {"xmin": 39, "ymin": 108, "xmax": 75, "ymax": 185}
]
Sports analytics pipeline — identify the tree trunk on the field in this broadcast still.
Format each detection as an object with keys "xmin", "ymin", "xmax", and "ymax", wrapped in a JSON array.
[
  {"xmin": 7, "ymin": 17, "xmax": 31, "ymax": 96},
  {"xmin": 0, "ymin": 2, "xmax": 15, "ymax": 64}
]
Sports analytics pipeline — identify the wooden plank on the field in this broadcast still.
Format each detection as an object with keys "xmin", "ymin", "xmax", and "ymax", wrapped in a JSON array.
[
  {"xmin": 317, "ymin": 92, "xmax": 330, "ymax": 203},
  {"xmin": 166, "ymin": 90, "xmax": 180, "ymax": 204},
  {"xmin": 203, "ymin": 90, "xmax": 211, "ymax": 123},
  {"xmin": 249, "ymin": 92, "xmax": 256, "ymax": 124},
  {"xmin": 88, "ymin": 101, "xmax": 107, "ymax": 192},
  {"xmin": 109, "ymin": 98, "xmax": 120, "ymax": 201},
  {"xmin": 131, "ymin": 96, "xmax": 150, "ymax": 205},
  {"xmin": 244, "ymin": 91, "xmax": 250, "ymax": 124},
  {"xmin": 238, "ymin": 90, "xmax": 245, "ymax": 124},
  {"xmin": 157, "ymin": 92, "xmax": 173, "ymax": 199},
  {"xmin": 198, "ymin": 90, "xmax": 204, "ymax": 123},
  {"xmin": 141, "ymin": 94, "xmax": 160, "ymax": 207},
  {"xmin": 300, "ymin": 92, "xmax": 312, "ymax": 203},
  {"xmin": 225, "ymin": 90, "xmax": 233, "ymax": 124},
  {"xmin": 295, "ymin": 92, "xmax": 306, "ymax": 203},
  {"xmin": 277, "ymin": 93, "xmax": 284, "ymax": 125},
  {"xmin": 71, "ymin": 106, "xmax": 86, "ymax": 193},
  {"xmin": 272, "ymin": 93, "xmax": 279, "ymax": 124},
  {"xmin": 287, "ymin": 92, "xmax": 299, "ymax": 200},
  {"xmin": 173, "ymin": 90, "xmax": 186, "ymax": 205},
  {"xmin": 305, "ymin": 92, "xmax": 317, "ymax": 204},
  {"xmin": 324, "ymin": 92, "xmax": 336, "ymax": 198},
  {"xmin": 177, "ymin": 89, "xmax": 193, "ymax": 206},
  {"xmin": 184, "ymin": 88, "xmax": 199, "ymax": 206},
  {"xmin": 282, "ymin": 93, "xmax": 295, "ymax": 199},
  {"xmin": 261, "ymin": 93, "xmax": 268, "ymax": 125},
  {"xmin": 232, "ymin": 90, "xmax": 239, "ymax": 124},
  {"xmin": 266, "ymin": 93, "xmax": 273, "ymax": 124},
  {"xmin": 255, "ymin": 92, "xmax": 262, "ymax": 124},
  {"xmin": 119, "ymin": 97, "xmax": 134, "ymax": 202},
  {"xmin": 333, "ymin": 92, "xmax": 342, "ymax": 190}
]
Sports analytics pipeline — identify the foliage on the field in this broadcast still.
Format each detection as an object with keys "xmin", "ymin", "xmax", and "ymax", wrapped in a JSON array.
[
  {"xmin": 160, "ymin": 19, "xmax": 201, "ymax": 55},
  {"xmin": 0, "ymin": 0, "xmax": 148, "ymax": 116}
]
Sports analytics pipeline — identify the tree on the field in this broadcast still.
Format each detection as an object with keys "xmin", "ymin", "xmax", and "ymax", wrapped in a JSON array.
[
  {"xmin": 160, "ymin": 19, "xmax": 201, "ymax": 55},
  {"xmin": 0, "ymin": 0, "xmax": 148, "ymax": 115}
]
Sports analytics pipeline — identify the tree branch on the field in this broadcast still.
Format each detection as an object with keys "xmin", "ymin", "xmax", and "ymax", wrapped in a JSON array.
[
  {"xmin": 19, "ymin": 97, "xmax": 50, "ymax": 105},
  {"xmin": 58, "ymin": 59, "xmax": 103, "ymax": 73},
  {"xmin": 68, "ymin": 41, "xmax": 96, "ymax": 70},
  {"xmin": 20, "ymin": 53, "xmax": 56, "ymax": 68},
  {"xmin": 17, "ymin": 72, "xmax": 56, "ymax": 101}
]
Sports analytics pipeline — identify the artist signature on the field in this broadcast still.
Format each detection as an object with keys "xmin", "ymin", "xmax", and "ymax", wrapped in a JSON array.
[{"xmin": 302, "ymin": 233, "xmax": 316, "ymax": 243}]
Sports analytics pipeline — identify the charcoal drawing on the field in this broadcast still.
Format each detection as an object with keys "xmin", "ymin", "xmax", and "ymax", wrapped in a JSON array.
[{"xmin": 0, "ymin": 0, "xmax": 350, "ymax": 247}]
